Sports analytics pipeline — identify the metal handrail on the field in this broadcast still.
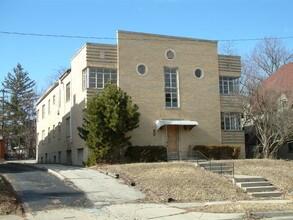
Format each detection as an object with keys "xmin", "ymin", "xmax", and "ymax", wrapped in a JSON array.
[
  {"xmin": 194, "ymin": 150, "xmax": 209, "ymax": 163},
  {"xmin": 195, "ymin": 150, "xmax": 234, "ymax": 177}
]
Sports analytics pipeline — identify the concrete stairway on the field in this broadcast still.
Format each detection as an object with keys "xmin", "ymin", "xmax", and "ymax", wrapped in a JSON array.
[
  {"xmin": 197, "ymin": 161, "xmax": 234, "ymax": 175},
  {"xmin": 234, "ymin": 175, "xmax": 283, "ymax": 198}
]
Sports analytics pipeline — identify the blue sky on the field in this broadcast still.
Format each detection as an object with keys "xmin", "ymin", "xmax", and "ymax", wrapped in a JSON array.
[{"xmin": 1, "ymin": 0, "xmax": 293, "ymax": 93}]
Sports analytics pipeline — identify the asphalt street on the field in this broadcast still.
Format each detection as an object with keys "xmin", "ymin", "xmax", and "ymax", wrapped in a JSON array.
[{"xmin": 0, "ymin": 163, "xmax": 92, "ymax": 212}]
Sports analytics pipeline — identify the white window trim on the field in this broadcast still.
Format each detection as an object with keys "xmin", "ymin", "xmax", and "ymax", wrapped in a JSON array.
[{"xmin": 164, "ymin": 67, "xmax": 180, "ymax": 109}]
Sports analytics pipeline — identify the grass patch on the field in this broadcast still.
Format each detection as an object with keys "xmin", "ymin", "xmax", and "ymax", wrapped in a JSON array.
[{"xmin": 0, "ymin": 175, "xmax": 23, "ymax": 215}]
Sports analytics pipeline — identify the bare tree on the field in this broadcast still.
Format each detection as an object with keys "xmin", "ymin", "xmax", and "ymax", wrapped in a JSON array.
[
  {"xmin": 245, "ymin": 37, "xmax": 293, "ymax": 77},
  {"xmin": 218, "ymin": 41, "xmax": 239, "ymax": 56},
  {"xmin": 243, "ymin": 83, "xmax": 293, "ymax": 158},
  {"xmin": 40, "ymin": 66, "xmax": 68, "ymax": 95},
  {"xmin": 241, "ymin": 37, "xmax": 293, "ymax": 158}
]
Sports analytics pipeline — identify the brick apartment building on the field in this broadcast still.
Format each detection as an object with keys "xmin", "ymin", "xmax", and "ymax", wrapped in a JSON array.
[{"xmin": 36, "ymin": 31, "xmax": 244, "ymax": 165}]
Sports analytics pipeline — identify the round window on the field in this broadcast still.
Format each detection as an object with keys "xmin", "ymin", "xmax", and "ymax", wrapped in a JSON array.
[
  {"xmin": 194, "ymin": 68, "xmax": 204, "ymax": 78},
  {"xmin": 136, "ymin": 63, "xmax": 147, "ymax": 75},
  {"xmin": 165, "ymin": 49, "xmax": 175, "ymax": 60}
]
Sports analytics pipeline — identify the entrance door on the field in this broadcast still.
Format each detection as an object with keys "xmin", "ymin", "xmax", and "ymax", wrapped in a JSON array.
[{"xmin": 167, "ymin": 125, "xmax": 179, "ymax": 158}]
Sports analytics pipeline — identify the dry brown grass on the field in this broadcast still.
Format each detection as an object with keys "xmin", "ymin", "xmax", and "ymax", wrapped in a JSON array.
[
  {"xmin": 0, "ymin": 175, "xmax": 23, "ymax": 215},
  {"xmin": 98, "ymin": 161, "xmax": 250, "ymax": 203},
  {"xmin": 229, "ymin": 159, "xmax": 293, "ymax": 199}
]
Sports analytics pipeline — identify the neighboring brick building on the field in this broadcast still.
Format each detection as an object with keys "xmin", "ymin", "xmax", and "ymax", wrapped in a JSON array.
[{"xmin": 36, "ymin": 31, "xmax": 244, "ymax": 165}]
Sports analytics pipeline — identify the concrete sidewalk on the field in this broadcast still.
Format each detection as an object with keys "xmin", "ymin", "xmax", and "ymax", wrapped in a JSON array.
[{"xmin": 2, "ymin": 162, "xmax": 293, "ymax": 220}]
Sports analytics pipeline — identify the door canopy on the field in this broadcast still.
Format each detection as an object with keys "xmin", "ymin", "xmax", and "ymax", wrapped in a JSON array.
[{"xmin": 155, "ymin": 120, "xmax": 198, "ymax": 130}]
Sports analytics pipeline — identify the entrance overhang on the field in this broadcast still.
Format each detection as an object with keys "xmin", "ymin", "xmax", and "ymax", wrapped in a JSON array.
[{"xmin": 155, "ymin": 120, "xmax": 198, "ymax": 130}]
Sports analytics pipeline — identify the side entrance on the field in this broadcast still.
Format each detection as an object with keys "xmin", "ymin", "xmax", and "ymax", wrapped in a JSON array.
[{"xmin": 167, "ymin": 125, "xmax": 179, "ymax": 160}]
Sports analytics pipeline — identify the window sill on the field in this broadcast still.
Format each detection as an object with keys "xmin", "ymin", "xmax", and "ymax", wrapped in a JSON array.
[{"xmin": 165, "ymin": 107, "xmax": 181, "ymax": 110}]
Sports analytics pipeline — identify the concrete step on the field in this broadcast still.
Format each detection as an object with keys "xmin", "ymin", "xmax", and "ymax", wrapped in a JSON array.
[
  {"xmin": 234, "ymin": 176, "xmax": 266, "ymax": 183},
  {"xmin": 200, "ymin": 166, "xmax": 233, "ymax": 171},
  {"xmin": 237, "ymin": 181, "xmax": 272, "ymax": 187},
  {"xmin": 211, "ymin": 170, "xmax": 233, "ymax": 175},
  {"xmin": 249, "ymin": 191, "xmax": 283, "ymax": 197},
  {"xmin": 244, "ymin": 186, "xmax": 276, "ymax": 192},
  {"xmin": 194, "ymin": 159, "xmax": 208, "ymax": 163}
]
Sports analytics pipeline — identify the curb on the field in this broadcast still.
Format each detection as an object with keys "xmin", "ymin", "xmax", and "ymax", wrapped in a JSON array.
[
  {"xmin": 250, "ymin": 211, "xmax": 293, "ymax": 218},
  {"xmin": 12, "ymin": 163, "xmax": 66, "ymax": 181}
]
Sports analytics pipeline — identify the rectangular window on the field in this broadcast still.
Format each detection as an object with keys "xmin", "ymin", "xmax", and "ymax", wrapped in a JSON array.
[
  {"xmin": 221, "ymin": 112, "xmax": 242, "ymax": 131},
  {"xmin": 42, "ymin": 104, "xmax": 45, "ymax": 119},
  {"xmin": 219, "ymin": 77, "xmax": 239, "ymax": 95},
  {"xmin": 53, "ymin": 95, "xmax": 56, "ymax": 105},
  {"xmin": 48, "ymin": 99, "xmax": 50, "ymax": 115},
  {"xmin": 66, "ymin": 117, "xmax": 71, "ymax": 138},
  {"xmin": 53, "ymin": 125, "xmax": 55, "ymax": 138},
  {"xmin": 58, "ymin": 122, "xmax": 61, "ymax": 140},
  {"xmin": 36, "ymin": 110, "xmax": 40, "ymax": 122},
  {"xmin": 164, "ymin": 67, "xmax": 179, "ymax": 108},
  {"xmin": 48, "ymin": 127, "xmax": 51, "ymax": 143},
  {"xmin": 66, "ymin": 82, "xmax": 70, "ymax": 102},
  {"xmin": 83, "ymin": 67, "xmax": 117, "ymax": 89},
  {"xmin": 82, "ymin": 69, "xmax": 88, "ymax": 91},
  {"xmin": 42, "ymin": 130, "xmax": 45, "ymax": 144}
]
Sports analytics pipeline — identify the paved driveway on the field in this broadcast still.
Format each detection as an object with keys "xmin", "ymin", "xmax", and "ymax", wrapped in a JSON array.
[
  {"xmin": 0, "ymin": 163, "xmax": 92, "ymax": 212},
  {"xmin": 35, "ymin": 164, "xmax": 145, "ymax": 207}
]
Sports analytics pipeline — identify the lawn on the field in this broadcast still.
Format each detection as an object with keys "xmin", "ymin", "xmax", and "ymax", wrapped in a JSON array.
[
  {"xmin": 98, "ymin": 161, "xmax": 250, "ymax": 202},
  {"xmin": 97, "ymin": 159, "xmax": 293, "ymax": 213}
]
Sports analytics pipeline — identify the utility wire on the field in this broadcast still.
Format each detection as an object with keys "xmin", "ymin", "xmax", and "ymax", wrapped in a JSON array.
[{"xmin": 1, "ymin": 30, "xmax": 293, "ymax": 42}]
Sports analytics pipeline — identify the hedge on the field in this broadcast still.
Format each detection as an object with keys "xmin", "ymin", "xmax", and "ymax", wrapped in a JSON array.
[
  {"xmin": 193, "ymin": 145, "xmax": 241, "ymax": 159},
  {"xmin": 125, "ymin": 146, "xmax": 167, "ymax": 162}
]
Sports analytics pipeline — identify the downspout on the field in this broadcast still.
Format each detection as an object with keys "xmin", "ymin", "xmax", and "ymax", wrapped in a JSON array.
[
  {"xmin": 58, "ymin": 80, "xmax": 62, "ymax": 115},
  {"xmin": 70, "ymin": 73, "xmax": 72, "ymax": 143}
]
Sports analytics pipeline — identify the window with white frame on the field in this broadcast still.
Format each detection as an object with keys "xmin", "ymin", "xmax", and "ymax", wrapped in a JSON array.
[
  {"xmin": 82, "ymin": 67, "xmax": 117, "ymax": 89},
  {"xmin": 221, "ymin": 112, "xmax": 242, "ymax": 131},
  {"xmin": 219, "ymin": 77, "xmax": 239, "ymax": 94},
  {"xmin": 58, "ymin": 122, "xmax": 61, "ymax": 140},
  {"xmin": 164, "ymin": 67, "xmax": 179, "ymax": 108},
  {"xmin": 42, "ymin": 130, "xmax": 45, "ymax": 144},
  {"xmin": 42, "ymin": 104, "xmax": 45, "ymax": 119},
  {"xmin": 66, "ymin": 82, "xmax": 70, "ymax": 102},
  {"xmin": 66, "ymin": 117, "xmax": 70, "ymax": 138},
  {"xmin": 82, "ymin": 69, "xmax": 87, "ymax": 91},
  {"xmin": 48, "ymin": 99, "xmax": 50, "ymax": 115},
  {"xmin": 36, "ymin": 109, "xmax": 40, "ymax": 122},
  {"xmin": 53, "ymin": 125, "xmax": 55, "ymax": 138},
  {"xmin": 48, "ymin": 127, "xmax": 51, "ymax": 143}
]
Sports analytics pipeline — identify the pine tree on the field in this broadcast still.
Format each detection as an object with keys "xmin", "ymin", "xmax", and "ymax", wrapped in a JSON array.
[
  {"xmin": 2, "ymin": 63, "xmax": 37, "ymax": 158},
  {"xmin": 78, "ymin": 84, "xmax": 140, "ymax": 164}
]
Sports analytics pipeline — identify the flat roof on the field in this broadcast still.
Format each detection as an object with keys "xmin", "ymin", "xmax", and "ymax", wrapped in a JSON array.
[{"xmin": 117, "ymin": 30, "xmax": 217, "ymax": 44}]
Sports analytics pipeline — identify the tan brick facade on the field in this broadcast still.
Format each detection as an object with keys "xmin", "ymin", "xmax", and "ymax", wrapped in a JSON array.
[{"xmin": 36, "ymin": 30, "xmax": 245, "ymax": 165}]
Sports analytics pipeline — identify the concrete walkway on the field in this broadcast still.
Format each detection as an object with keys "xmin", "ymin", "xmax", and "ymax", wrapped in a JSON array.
[
  {"xmin": 1, "ymin": 162, "xmax": 293, "ymax": 220},
  {"xmin": 32, "ymin": 163, "xmax": 146, "ymax": 206}
]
